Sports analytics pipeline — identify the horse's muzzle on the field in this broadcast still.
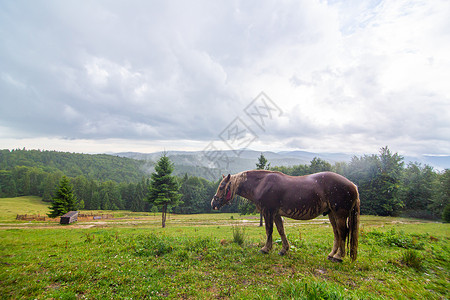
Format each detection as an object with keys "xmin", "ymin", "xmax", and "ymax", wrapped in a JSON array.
[{"xmin": 211, "ymin": 195, "xmax": 222, "ymax": 210}]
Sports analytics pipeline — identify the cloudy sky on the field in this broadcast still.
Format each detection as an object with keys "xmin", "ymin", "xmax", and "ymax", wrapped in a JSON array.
[{"xmin": 1, "ymin": 0, "xmax": 449, "ymax": 156}]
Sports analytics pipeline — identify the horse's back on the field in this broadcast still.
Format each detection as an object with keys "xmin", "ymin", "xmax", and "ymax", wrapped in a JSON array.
[{"xmin": 310, "ymin": 172, "xmax": 358, "ymax": 212}]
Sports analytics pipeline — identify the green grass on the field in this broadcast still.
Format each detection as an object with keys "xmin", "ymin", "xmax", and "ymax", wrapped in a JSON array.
[
  {"xmin": 0, "ymin": 196, "xmax": 50, "ymax": 221},
  {"xmin": 0, "ymin": 198, "xmax": 449, "ymax": 299},
  {"xmin": 0, "ymin": 196, "xmax": 151, "ymax": 223}
]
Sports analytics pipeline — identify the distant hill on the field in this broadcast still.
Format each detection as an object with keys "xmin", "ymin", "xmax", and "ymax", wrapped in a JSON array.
[
  {"xmin": 0, "ymin": 149, "xmax": 152, "ymax": 183},
  {"xmin": 117, "ymin": 149, "xmax": 450, "ymax": 181},
  {"xmin": 116, "ymin": 150, "xmax": 354, "ymax": 181},
  {"xmin": 1, "ymin": 149, "xmax": 447, "ymax": 185}
]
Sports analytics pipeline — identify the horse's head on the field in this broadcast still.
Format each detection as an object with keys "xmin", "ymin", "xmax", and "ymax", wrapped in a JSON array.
[{"xmin": 211, "ymin": 174, "xmax": 234, "ymax": 210}]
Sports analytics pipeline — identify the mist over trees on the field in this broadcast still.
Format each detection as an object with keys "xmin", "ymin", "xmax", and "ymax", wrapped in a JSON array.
[{"xmin": 0, "ymin": 147, "xmax": 448, "ymax": 221}]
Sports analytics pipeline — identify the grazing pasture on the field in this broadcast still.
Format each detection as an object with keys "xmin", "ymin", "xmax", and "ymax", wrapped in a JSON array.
[
  {"xmin": 0, "ymin": 196, "xmax": 51, "ymax": 221},
  {"xmin": 0, "ymin": 198, "xmax": 448, "ymax": 299}
]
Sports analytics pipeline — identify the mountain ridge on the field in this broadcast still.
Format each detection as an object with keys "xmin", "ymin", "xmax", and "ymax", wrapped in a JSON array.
[{"xmin": 114, "ymin": 149, "xmax": 450, "ymax": 181}]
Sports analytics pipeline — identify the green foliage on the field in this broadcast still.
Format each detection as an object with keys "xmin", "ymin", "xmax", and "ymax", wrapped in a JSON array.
[
  {"xmin": 401, "ymin": 249, "xmax": 424, "ymax": 271},
  {"xmin": 47, "ymin": 176, "xmax": 77, "ymax": 218},
  {"xmin": 175, "ymin": 174, "xmax": 215, "ymax": 214},
  {"xmin": 443, "ymin": 202, "xmax": 450, "ymax": 223},
  {"xmin": 238, "ymin": 196, "xmax": 257, "ymax": 215},
  {"xmin": 271, "ymin": 147, "xmax": 411, "ymax": 217},
  {"xmin": 0, "ymin": 150, "xmax": 153, "ymax": 212},
  {"xmin": 436, "ymin": 169, "xmax": 450, "ymax": 221},
  {"xmin": 148, "ymin": 154, "xmax": 182, "ymax": 207},
  {"xmin": 1, "ymin": 147, "xmax": 447, "ymax": 219},
  {"xmin": 344, "ymin": 147, "xmax": 404, "ymax": 216},
  {"xmin": 400, "ymin": 162, "xmax": 440, "ymax": 219},
  {"xmin": 271, "ymin": 157, "xmax": 331, "ymax": 176},
  {"xmin": 309, "ymin": 157, "xmax": 332, "ymax": 173},
  {"xmin": 0, "ymin": 149, "xmax": 149, "ymax": 183},
  {"xmin": 147, "ymin": 154, "xmax": 182, "ymax": 227},
  {"xmin": 232, "ymin": 226, "xmax": 246, "ymax": 246},
  {"xmin": 256, "ymin": 153, "xmax": 270, "ymax": 170}
]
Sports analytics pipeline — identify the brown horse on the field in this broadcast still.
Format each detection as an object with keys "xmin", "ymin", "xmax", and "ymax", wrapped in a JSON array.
[{"xmin": 211, "ymin": 170, "xmax": 360, "ymax": 262}]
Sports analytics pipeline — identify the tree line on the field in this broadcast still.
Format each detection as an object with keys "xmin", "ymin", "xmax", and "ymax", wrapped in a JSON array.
[
  {"xmin": 0, "ymin": 147, "xmax": 449, "ymax": 221},
  {"xmin": 271, "ymin": 147, "xmax": 449, "ymax": 220},
  {"xmin": 0, "ymin": 149, "xmax": 150, "ymax": 186}
]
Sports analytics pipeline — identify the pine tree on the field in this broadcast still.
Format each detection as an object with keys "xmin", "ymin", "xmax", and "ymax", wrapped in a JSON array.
[
  {"xmin": 256, "ymin": 153, "xmax": 270, "ymax": 226},
  {"xmin": 48, "ymin": 176, "xmax": 77, "ymax": 218},
  {"xmin": 147, "ymin": 154, "xmax": 182, "ymax": 228},
  {"xmin": 256, "ymin": 153, "xmax": 270, "ymax": 170}
]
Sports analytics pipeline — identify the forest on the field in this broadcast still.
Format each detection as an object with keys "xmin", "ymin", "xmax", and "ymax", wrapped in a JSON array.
[{"xmin": 0, "ymin": 147, "xmax": 448, "ymax": 220}]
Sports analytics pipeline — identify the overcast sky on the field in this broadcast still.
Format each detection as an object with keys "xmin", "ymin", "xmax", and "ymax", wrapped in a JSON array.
[{"xmin": 1, "ymin": 0, "xmax": 449, "ymax": 156}]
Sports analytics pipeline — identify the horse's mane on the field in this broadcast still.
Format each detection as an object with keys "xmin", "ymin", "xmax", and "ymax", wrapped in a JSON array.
[{"xmin": 229, "ymin": 171, "xmax": 247, "ymax": 198}]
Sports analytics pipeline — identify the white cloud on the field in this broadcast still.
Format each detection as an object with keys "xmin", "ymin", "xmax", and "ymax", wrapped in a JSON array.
[{"xmin": 0, "ymin": 0, "xmax": 449, "ymax": 156}]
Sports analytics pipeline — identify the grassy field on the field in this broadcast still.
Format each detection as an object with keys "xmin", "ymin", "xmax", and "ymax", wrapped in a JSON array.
[
  {"xmin": 0, "ymin": 196, "xmax": 51, "ymax": 221},
  {"xmin": 0, "ymin": 198, "xmax": 449, "ymax": 299}
]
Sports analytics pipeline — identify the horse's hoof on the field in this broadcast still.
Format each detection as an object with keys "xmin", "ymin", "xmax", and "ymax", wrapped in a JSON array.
[
  {"xmin": 259, "ymin": 249, "xmax": 269, "ymax": 254},
  {"xmin": 327, "ymin": 256, "xmax": 343, "ymax": 263}
]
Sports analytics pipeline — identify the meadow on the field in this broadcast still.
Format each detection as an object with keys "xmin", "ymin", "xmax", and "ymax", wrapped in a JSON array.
[{"xmin": 0, "ymin": 197, "xmax": 448, "ymax": 299}]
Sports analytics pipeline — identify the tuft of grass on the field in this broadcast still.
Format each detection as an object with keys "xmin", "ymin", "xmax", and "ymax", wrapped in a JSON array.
[
  {"xmin": 401, "ymin": 249, "xmax": 424, "ymax": 271},
  {"xmin": 232, "ymin": 225, "xmax": 246, "ymax": 246}
]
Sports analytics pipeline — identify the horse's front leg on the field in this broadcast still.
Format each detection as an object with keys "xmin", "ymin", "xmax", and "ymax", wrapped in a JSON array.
[
  {"xmin": 274, "ymin": 214, "xmax": 289, "ymax": 256},
  {"xmin": 260, "ymin": 209, "xmax": 274, "ymax": 254}
]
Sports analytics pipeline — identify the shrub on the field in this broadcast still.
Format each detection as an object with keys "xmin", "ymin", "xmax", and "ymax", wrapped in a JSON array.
[
  {"xmin": 232, "ymin": 226, "xmax": 246, "ymax": 246},
  {"xmin": 401, "ymin": 249, "xmax": 424, "ymax": 271}
]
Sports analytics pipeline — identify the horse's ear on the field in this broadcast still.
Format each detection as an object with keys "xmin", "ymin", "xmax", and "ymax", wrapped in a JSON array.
[
  {"xmin": 226, "ymin": 174, "xmax": 231, "ymax": 181},
  {"xmin": 222, "ymin": 174, "xmax": 225, "ymax": 179}
]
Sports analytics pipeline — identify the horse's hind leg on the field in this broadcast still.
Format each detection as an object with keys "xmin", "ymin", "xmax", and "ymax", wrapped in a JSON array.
[
  {"xmin": 327, "ymin": 211, "xmax": 339, "ymax": 261},
  {"xmin": 334, "ymin": 217, "xmax": 348, "ymax": 261},
  {"xmin": 274, "ymin": 214, "xmax": 289, "ymax": 256},
  {"xmin": 328, "ymin": 211, "xmax": 348, "ymax": 262},
  {"xmin": 260, "ymin": 210, "xmax": 274, "ymax": 254}
]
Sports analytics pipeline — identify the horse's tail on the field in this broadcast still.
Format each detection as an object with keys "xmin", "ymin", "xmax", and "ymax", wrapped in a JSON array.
[{"xmin": 348, "ymin": 187, "xmax": 360, "ymax": 261}]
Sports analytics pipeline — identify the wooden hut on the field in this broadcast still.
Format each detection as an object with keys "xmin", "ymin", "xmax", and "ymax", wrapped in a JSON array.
[{"xmin": 60, "ymin": 211, "xmax": 78, "ymax": 224}]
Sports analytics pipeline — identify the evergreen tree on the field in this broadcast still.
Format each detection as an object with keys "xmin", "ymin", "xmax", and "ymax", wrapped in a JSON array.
[
  {"xmin": 433, "ymin": 169, "xmax": 450, "ymax": 220},
  {"xmin": 443, "ymin": 202, "xmax": 450, "ymax": 223},
  {"xmin": 400, "ymin": 162, "xmax": 437, "ymax": 218},
  {"xmin": 309, "ymin": 157, "xmax": 331, "ymax": 173},
  {"xmin": 176, "ymin": 174, "xmax": 209, "ymax": 214},
  {"xmin": 147, "ymin": 154, "xmax": 182, "ymax": 228},
  {"xmin": 48, "ymin": 176, "xmax": 77, "ymax": 218},
  {"xmin": 253, "ymin": 153, "xmax": 271, "ymax": 225},
  {"xmin": 345, "ymin": 147, "xmax": 404, "ymax": 216},
  {"xmin": 256, "ymin": 153, "xmax": 270, "ymax": 170},
  {"xmin": 377, "ymin": 146, "xmax": 404, "ymax": 216}
]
